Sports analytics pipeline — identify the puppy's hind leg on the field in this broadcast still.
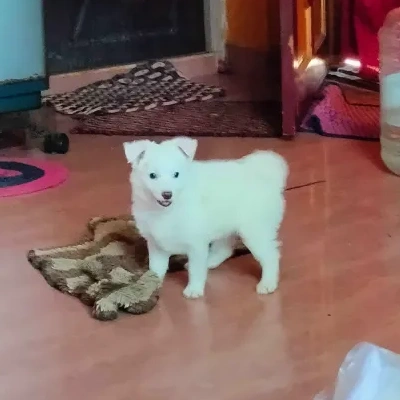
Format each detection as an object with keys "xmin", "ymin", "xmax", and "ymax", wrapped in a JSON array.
[
  {"xmin": 239, "ymin": 227, "xmax": 281, "ymax": 294},
  {"xmin": 183, "ymin": 237, "xmax": 234, "ymax": 271},
  {"xmin": 207, "ymin": 237, "xmax": 234, "ymax": 269}
]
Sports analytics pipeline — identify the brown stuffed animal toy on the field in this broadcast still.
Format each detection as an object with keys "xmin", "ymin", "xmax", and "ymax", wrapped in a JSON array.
[{"xmin": 28, "ymin": 216, "xmax": 248, "ymax": 320}]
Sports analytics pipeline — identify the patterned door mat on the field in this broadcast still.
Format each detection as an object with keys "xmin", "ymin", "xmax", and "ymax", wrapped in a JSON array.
[
  {"xmin": 327, "ymin": 81, "xmax": 379, "ymax": 107},
  {"xmin": 43, "ymin": 60, "xmax": 225, "ymax": 116},
  {"xmin": 301, "ymin": 84, "xmax": 379, "ymax": 140},
  {"xmin": 71, "ymin": 100, "xmax": 281, "ymax": 137}
]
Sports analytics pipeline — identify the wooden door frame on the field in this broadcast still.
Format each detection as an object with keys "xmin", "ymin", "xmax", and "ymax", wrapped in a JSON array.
[
  {"xmin": 280, "ymin": 0, "xmax": 328, "ymax": 138},
  {"xmin": 280, "ymin": 0, "xmax": 297, "ymax": 138}
]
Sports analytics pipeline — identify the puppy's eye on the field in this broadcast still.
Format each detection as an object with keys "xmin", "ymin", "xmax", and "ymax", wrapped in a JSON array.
[
  {"xmin": 149, "ymin": 173, "xmax": 157, "ymax": 179},
  {"xmin": 173, "ymin": 172, "xmax": 179, "ymax": 178}
]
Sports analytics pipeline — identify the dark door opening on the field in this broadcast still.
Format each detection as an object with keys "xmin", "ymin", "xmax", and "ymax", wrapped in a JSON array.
[{"xmin": 44, "ymin": 0, "xmax": 206, "ymax": 74}]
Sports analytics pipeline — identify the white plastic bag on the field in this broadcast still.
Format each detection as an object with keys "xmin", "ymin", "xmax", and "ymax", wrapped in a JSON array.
[{"xmin": 315, "ymin": 342, "xmax": 400, "ymax": 400}]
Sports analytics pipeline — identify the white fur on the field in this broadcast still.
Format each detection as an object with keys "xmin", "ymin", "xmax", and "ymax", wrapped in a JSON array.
[{"xmin": 124, "ymin": 137, "xmax": 288, "ymax": 299}]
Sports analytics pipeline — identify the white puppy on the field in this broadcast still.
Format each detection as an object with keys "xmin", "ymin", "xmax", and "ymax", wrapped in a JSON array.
[{"xmin": 124, "ymin": 137, "xmax": 288, "ymax": 299}]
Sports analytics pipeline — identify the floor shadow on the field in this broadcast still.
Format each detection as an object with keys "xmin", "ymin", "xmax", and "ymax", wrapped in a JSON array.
[{"xmin": 354, "ymin": 139, "xmax": 388, "ymax": 173}]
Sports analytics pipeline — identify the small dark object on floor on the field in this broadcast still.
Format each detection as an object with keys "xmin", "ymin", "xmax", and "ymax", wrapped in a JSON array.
[{"xmin": 43, "ymin": 133, "xmax": 70, "ymax": 154}]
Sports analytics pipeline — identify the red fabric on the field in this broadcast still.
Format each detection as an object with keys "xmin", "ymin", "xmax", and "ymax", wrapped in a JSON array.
[{"xmin": 340, "ymin": 0, "xmax": 400, "ymax": 80}]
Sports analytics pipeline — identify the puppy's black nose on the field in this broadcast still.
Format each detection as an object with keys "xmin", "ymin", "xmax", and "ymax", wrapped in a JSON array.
[{"xmin": 162, "ymin": 191, "xmax": 172, "ymax": 200}]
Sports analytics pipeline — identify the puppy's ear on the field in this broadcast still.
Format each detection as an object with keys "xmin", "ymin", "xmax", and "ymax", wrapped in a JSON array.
[
  {"xmin": 168, "ymin": 137, "xmax": 198, "ymax": 160},
  {"xmin": 123, "ymin": 140, "xmax": 151, "ymax": 165}
]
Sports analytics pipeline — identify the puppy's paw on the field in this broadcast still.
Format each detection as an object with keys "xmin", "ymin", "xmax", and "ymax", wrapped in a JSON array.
[
  {"xmin": 183, "ymin": 285, "xmax": 204, "ymax": 299},
  {"xmin": 256, "ymin": 279, "xmax": 278, "ymax": 295}
]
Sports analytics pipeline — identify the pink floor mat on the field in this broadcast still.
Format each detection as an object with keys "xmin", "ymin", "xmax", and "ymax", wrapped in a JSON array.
[
  {"xmin": 0, "ymin": 158, "xmax": 68, "ymax": 198},
  {"xmin": 301, "ymin": 84, "xmax": 380, "ymax": 140}
]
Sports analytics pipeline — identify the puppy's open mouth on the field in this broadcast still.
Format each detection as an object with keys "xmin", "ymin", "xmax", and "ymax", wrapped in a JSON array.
[{"xmin": 157, "ymin": 200, "xmax": 172, "ymax": 207}]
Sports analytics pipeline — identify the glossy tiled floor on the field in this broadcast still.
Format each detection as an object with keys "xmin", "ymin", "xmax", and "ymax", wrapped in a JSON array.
[{"xmin": 1, "ymin": 130, "xmax": 400, "ymax": 399}]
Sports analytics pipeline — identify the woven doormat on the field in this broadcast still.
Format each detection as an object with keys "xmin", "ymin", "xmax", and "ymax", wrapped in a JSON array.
[
  {"xmin": 43, "ymin": 60, "xmax": 225, "ymax": 116},
  {"xmin": 71, "ymin": 101, "xmax": 281, "ymax": 137},
  {"xmin": 301, "ymin": 84, "xmax": 379, "ymax": 140},
  {"xmin": 327, "ymin": 81, "xmax": 379, "ymax": 107}
]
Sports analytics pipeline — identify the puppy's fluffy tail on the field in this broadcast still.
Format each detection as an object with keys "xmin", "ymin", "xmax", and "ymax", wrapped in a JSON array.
[{"xmin": 242, "ymin": 150, "xmax": 289, "ymax": 191}]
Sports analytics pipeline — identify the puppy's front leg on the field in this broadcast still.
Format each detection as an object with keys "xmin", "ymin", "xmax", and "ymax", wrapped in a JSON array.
[
  {"xmin": 183, "ymin": 244, "xmax": 209, "ymax": 299},
  {"xmin": 147, "ymin": 239, "xmax": 170, "ymax": 281}
]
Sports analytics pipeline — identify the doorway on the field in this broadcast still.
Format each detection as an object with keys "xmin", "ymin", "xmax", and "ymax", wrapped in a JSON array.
[
  {"xmin": 44, "ymin": 0, "xmax": 206, "ymax": 74},
  {"xmin": 285, "ymin": 0, "xmax": 381, "ymax": 140}
]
